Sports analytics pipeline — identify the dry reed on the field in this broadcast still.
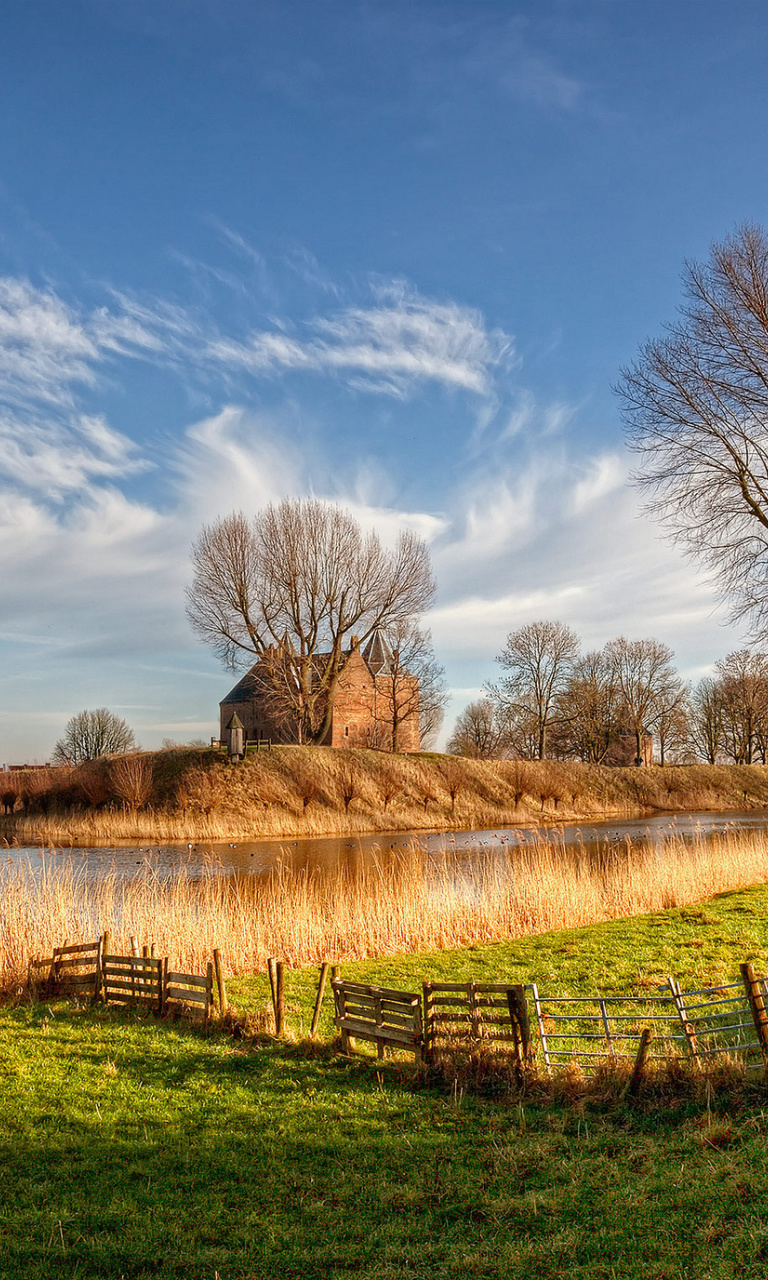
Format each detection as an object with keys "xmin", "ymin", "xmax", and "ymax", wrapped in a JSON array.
[{"xmin": 5, "ymin": 828, "xmax": 768, "ymax": 998}]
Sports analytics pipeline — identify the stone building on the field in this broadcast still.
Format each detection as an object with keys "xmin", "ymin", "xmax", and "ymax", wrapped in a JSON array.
[{"xmin": 219, "ymin": 630, "xmax": 420, "ymax": 752}]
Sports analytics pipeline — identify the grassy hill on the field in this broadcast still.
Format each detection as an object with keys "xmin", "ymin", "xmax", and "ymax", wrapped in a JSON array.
[{"xmin": 5, "ymin": 746, "xmax": 768, "ymax": 843}]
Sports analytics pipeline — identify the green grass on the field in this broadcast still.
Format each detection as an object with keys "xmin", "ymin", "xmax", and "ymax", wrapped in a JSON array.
[
  {"xmin": 229, "ymin": 881, "xmax": 768, "ymax": 1040},
  {"xmin": 5, "ymin": 886, "xmax": 768, "ymax": 1278}
]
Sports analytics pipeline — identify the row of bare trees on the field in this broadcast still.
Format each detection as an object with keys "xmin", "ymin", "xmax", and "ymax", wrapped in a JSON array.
[{"xmin": 447, "ymin": 620, "xmax": 768, "ymax": 766}]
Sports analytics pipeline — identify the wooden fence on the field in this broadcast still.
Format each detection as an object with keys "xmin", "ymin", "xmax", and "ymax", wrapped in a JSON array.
[
  {"xmin": 311, "ymin": 960, "xmax": 768, "ymax": 1078},
  {"xmin": 30, "ymin": 936, "xmax": 222, "ymax": 1023}
]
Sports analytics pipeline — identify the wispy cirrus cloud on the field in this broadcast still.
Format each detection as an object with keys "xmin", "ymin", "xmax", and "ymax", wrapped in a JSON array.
[
  {"xmin": 0, "ymin": 278, "xmax": 175, "ymax": 411},
  {"xmin": 205, "ymin": 282, "xmax": 513, "ymax": 398},
  {"xmin": 0, "ymin": 412, "xmax": 148, "ymax": 498}
]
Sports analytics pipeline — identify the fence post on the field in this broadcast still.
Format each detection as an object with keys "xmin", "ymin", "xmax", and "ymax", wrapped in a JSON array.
[
  {"xmin": 276, "ymin": 961, "xmax": 285, "ymax": 1038},
  {"xmin": 97, "ymin": 931, "xmax": 110, "ymax": 1004},
  {"xmin": 205, "ymin": 961, "xmax": 214, "ymax": 1025},
  {"xmin": 310, "ymin": 962, "xmax": 330, "ymax": 1040},
  {"xmin": 625, "ymin": 1028, "xmax": 653, "ymax": 1098},
  {"xmin": 741, "ymin": 962, "xmax": 768, "ymax": 1063},
  {"xmin": 94, "ymin": 934, "xmax": 104, "ymax": 1003},
  {"xmin": 161, "ymin": 957, "xmax": 168, "ymax": 1016},
  {"xmin": 668, "ymin": 976, "xmax": 700, "ymax": 1068},
  {"xmin": 506, "ymin": 985, "xmax": 532, "ymax": 1069},
  {"xmin": 213, "ymin": 949, "xmax": 228, "ymax": 1016},
  {"xmin": 267, "ymin": 957, "xmax": 278, "ymax": 1028}
]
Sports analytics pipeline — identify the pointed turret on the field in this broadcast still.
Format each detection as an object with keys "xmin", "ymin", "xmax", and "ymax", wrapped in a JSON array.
[{"xmin": 362, "ymin": 629, "xmax": 394, "ymax": 675}]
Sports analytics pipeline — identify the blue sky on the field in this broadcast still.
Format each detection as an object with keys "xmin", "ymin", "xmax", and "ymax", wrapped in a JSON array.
[{"xmin": 2, "ymin": 0, "xmax": 767, "ymax": 761}]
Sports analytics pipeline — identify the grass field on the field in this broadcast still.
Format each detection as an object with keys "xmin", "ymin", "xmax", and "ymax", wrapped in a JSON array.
[{"xmin": 4, "ymin": 885, "xmax": 768, "ymax": 1279}]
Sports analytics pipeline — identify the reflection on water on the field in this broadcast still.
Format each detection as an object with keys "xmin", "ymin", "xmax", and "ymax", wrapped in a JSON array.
[{"xmin": 3, "ymin": 810, "xmax": 768, "ymax": 883}]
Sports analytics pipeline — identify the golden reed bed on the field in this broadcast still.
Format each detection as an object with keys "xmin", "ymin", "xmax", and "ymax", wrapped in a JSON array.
[{"xmin": 3, "ymin": 828, "xmax": 768, "ymax": 996}]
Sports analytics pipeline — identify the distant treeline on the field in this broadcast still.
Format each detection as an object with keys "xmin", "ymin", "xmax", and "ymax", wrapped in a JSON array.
[{"xmin": 448, "ymin": 620, "xmax": 768, "ymax": 767}]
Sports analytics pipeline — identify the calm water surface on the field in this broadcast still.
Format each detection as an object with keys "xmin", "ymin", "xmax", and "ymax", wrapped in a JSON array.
[{"xmin": 5, "ymin": 811, "xmax": 768, "ymax": 882}]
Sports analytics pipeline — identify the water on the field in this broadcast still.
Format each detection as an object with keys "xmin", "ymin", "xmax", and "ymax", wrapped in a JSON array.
[{"xmin": 4, "ymin": 810, "xmax": 768, "ymax": 882}]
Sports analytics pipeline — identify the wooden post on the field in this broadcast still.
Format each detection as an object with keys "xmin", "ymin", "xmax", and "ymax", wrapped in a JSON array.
[
  {"xmin": 310, "ymin": 962, "xmax": 330, "ymax": 1039},
  {"xmin": 213, "ymin": 949, "xmax": 228, "ymax": 1015},
  {"xmin": 205, "ymin": 961, "xmax": 214, "ymax": 1025},
  {"xmin": 276, "ymin": 961, "xmax": 285, "ymax": 1038},
  {"xmin": 267, "ymin": 957, "xmax": 278, "ymax": 1030},
  {"xmin": 423, "ymin": 981, "xmax": 433, "ymax": 1064},
  {"xmin": 94, "ymin": 933, "xmax": 104, "ymax": 1003},
  {"xmin": 668, "ymin": 976, "xmax": 700, "ymax": 1068},
  {"xmin": 625, "ymin": 1028, "xmax": 653, "ymax": 1098},
  {"xmin": 161, "ymin": 957, "xmax": 168, "ymax": 1016},
  {"xmin": 506, "ymin": 985, "xmax": 532, "ymax": 1069},
  {"xmin": 130, "ymin": 936, "xmax": 140, "ymax": 957},
  {"xmin": 97, "ymin": 931, "xmax": 110, "ymax": 1004},
  {"xmin": 741, "ymin": 962, "xmax": 768, "ymax": 1063}
]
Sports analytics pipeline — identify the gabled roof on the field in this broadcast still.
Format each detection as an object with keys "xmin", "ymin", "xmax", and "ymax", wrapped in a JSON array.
[{"xmin": 220, "ymin": 669, "xmax": 265, "ymax": 706}]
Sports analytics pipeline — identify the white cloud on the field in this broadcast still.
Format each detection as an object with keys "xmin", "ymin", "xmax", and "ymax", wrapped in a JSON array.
[
  {"xmin": 0, "ymin": 413, "xmax": 148, "ymax": 497},
  {"xmin": 206, "ymin": 282, "xmax": 512, "ymax": 398}
]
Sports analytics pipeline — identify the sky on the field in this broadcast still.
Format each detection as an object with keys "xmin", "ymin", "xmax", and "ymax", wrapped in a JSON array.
[{"xmin": 2, "ymin": 0, "xmax": 768, "ymax": 762}]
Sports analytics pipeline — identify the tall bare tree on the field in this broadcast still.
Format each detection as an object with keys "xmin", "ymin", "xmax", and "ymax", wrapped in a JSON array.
[
  {"xmin": 52, "ymin": 708, "xmax": 137, "ymax": 766},
  {"xmin": 550, "ymin": 649, "xmax": 621, "ymax": 764},
  {"xmin": 618, "ymin": 224, "xmax": 768, "ymax": 637},
  {"xmin": 604, "ymin": 637, "xmax": 682, "ymax": 766},
  {"xmin": 689, "ymin": 677, "xmax": 725, "ymax": 764},
  {"xmin": 715, "ymin": 649, "xmax": 768, "ymax": 764},
  {"xmin": 490, "ymin": 620, "xmax": 580, "ymax": 760},
  {"xmin": 187, "ymin": 499, "xmax": 436, "ymax": 745},
  {"xmin": 654, "ymin": 683, "xmax": 692, "ymax": 766},
  {"xmin": 367, "ymin": 621, "xmax": 447, "ymax": 751}
]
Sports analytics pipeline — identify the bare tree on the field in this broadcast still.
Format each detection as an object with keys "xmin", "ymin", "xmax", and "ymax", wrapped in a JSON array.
[
  {"xmin": 110, "ymin": 755, "xmax": 154, "ymax": 811},
  {"xmin": 654, "ymin": 683, "xmax": 692, "ymax": 766},
  {"xmin": 490, "ymin": 621, "xmax": 580, "ymax": 760},
  {"xmin": 689, "ymin": 677, "xmax": 726, "ymax": 764},
  {"xmin": 187, "ymin": 499, "xmax": 435, "ymax": 746},
  {"xmin": 715, "ymin": 649, "xmax": 768, "ymax": 764},
  {"xmin": 604, "ymin": 637, "xmax": 683, "ymax": 766},
  {"xmin": 52, "ymin": 709, "xmax": 137, "ymax": 766},
  {"xmin": 618, "ymin": 224, "xmax": 768, "ymax": 638},
  {"xmin": 550, "ymin": 649, "xmax": 621, "ymax": 764},
  {"xmin": 368, "ymin": 621, "xmax": 447, "ymax": 751},
  {"xmin": 446, "ymin": 698, "xmax": 509, "ymax": 759}
]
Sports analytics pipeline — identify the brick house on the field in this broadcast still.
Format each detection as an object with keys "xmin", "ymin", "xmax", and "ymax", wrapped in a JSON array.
[{"xmin": 219, "ymin": 630, "xmax": 420, "ymax": 752}]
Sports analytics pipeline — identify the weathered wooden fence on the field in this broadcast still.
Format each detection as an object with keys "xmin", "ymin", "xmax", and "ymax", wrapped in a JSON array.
[
  {"xmin": 314, "ymin": 962, "xmax": 768, "ymax": 1078},
  {"xmin": 29, "ymin": 935, "xmax": 222, "ymax": 1023}
]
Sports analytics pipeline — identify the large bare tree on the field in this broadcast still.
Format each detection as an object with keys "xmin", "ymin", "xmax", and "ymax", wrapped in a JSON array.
[
  {"xmin": 618, "ymin": 224, "xmax": 768, "ymax": 637},
  {"xmin": 689, "ymin": 677, "xmax": 725, "ymax": 764},
  {"xmin": 52, "ymin": 708, "xmax": 137, "ymax": 765},
  {"xmin": 715, "ymin": 648, "xmax": 768, "ymax": 764},
  {"xmin": 187, "ymin": 498, "xmax": 436, "ymax": 745},
  {"xmin": 604, "ymin": 637, "xmax": 683, "ymax": 766},
  {"xmin": 489, "ymin": 620, "xmax": 580, "ymax": 760},
  {"xmin": 550, "ymin": 649, "xmax": 621, "ymax": 764}
]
